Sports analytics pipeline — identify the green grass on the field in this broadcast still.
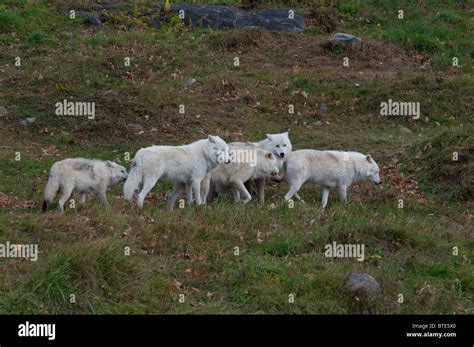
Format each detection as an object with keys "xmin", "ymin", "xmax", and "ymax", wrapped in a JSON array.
[
  {"xmin": 318, "ymin": 0, "xmax": 473, "ymax": 70},
  {"xmin": 0, "ymin": 1, "xmax": 472, "ymax": 314}
]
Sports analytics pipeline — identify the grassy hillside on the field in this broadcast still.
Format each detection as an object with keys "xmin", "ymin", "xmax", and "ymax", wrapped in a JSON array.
[{"xmin": 0, "ymin": 1, "xmax": 472, "ymax": 314}]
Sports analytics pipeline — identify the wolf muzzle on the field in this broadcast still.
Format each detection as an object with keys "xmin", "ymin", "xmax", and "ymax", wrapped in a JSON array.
[{"xmin": 271, "ymin": 174, "xmax": 283, "ymax": 183}]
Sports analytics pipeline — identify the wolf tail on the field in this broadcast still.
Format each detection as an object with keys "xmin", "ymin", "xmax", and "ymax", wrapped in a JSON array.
[
  {"xmin": 42, "ymin": 170, "xmax": 59, "ymax": 212},
  {"xmin": 123, "ymin": 159, "xmax": 142, "ymax": 202}
]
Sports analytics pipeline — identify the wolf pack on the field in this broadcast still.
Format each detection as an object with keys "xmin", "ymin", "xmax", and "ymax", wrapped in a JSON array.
[{"xmin": 42, "ymin": 132, "xmax": 382, "ymax": 213}]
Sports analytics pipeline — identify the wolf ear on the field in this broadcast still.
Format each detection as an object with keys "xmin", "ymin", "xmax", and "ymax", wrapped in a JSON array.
[
  {"xmin": 283, "ymin": 131, "xmax": 289, "ymax": 137},
  {"xmin": 266, "ymin": 152, "xmax": 274, "ymax": 160},
  {"xmin": 208, "ymin": 135, "xmax": 216, "ymax": 143},
  {"xmin": 266, "ymin": 134, "xmax": 274, "ymax": 140},
  {"xmin": 106, "ymin": 161, "xmax": 114, "ymax": 168},
  {"xmin": 366, "ymin": 155, "xmax": 373, "ymax": 164}
]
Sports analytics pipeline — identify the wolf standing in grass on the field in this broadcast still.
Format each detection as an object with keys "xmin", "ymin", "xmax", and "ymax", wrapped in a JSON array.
[
  {"xmin": 229, "ymin": 132, "xmax": 292, "ymax": 203},
  {"xmin": 201, "ymin": 148, "xmax": 282, "ymax": 204},
  {"xmin": 123, "ymin": 135, "xmax": 230, "ymax": 210},
  {"xmin": 43, "ymin": 159, "xmax": 128, "ymax": 213},
  {"xmin": 231, "ymin": 132, "xmax": 292, "ymax": 167},
  {"xmin": 284, "ymin": 150, "xmax": 381, "ymax": 208}
]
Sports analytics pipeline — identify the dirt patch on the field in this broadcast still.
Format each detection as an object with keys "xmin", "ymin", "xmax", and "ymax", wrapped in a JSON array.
[
  {"xmin": 208, "ymin": 29, "xmax": 418, "ymax": 81},
  {"xmin": 0, "ymin": 192, "xmax": 36, "ymax": 211},
  {"xmin": 208, "ymin": 28, "xmax": 275, "ymax": 51},
  {"xmin": 383, "ymin": 162, "xmax": 427, "ymax": 202}
]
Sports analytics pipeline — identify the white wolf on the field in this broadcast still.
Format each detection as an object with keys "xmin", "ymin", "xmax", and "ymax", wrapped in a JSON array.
[
  {"xmin": 231, "ymin": 132, "xmax": 292, "ymax": 166},
  {"xmin": 42, "ymin": 158, "xmax": 128, "ymax": 213},
  {"xmin": 123, "ymin": 135, "xmax": 230, "ymax": 210},
  {"xmin": 284, "ymin": 150, "xmax": 381, "ymax": 208},
  {"xmin": 227, "ymin": 132, "xmax": 292, "ymax": 203},
  {"xmin": 201, "ymin": 148, "xmax": 281, "ymax": 204}
]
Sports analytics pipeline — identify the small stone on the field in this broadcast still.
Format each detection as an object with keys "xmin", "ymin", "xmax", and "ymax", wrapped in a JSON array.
[
  {"xmin": 345, "ymin": 273, "xmax": 382, "ymax": 300},
  {"xmin": 87, "ymin": 14, "xmax": 103, "ymax": 27},
  {"xmin": 126, "ymin": 123, "xmax": 144, "ymax": 133},
  {"xmin": 186, "ymin": 78, "xmax": 197, "ymax": 87},
  {"xmin": 320, "ymin": 103, "xmax": 329, "ymax": 111},
  {"xmin": 19, "ymin": 117, "xmax": 36, "ymax": 127},
  {"xmin": 321, "ymin": 32, "xmax": 362, "ymax": 51},
  {"xmin": 103, "ymin": 89, "xmax": 118, "ymax": 97},
  {"xmin": 330, "ymin": 32, "xmax": 362, "ymax": 46},
  {"xmin": 399, "ymin": 126, "xmax": 412, "ymax": 134},
  {"xmin": 312, "ymin": 120, "xmax": 323, "ymax": 126}
]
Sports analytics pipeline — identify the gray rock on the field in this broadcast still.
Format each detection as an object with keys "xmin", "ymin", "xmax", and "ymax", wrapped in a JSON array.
[
  {"xmin": 322, "ymin": 32, "xmax": 362, "ymax": 51},
  {"xmin": 320, "ymin": 103, "xmax": 329, "ymax": 111},
  {"xmin": 345, "ymin": 273, "xmax": 382, "ymax": 299},
  {"xmin": 88, "ymin": 3, "xmax": 304, "ymax": 32},
  {"xmin": 312, "ymin": 120, "xmax": 323, "ymax": 126},
  {"xmin": 19, "ymin": 117, "xmax": 36, "ymax": 127},
  {"xmin": 126, "ymin": 123, "xmax": 144, "ymax": 133},
  {"xmin": 330, "ymin": 32, "xmax": 362, "ymax": 46},
  {"xmin": 167, "ymin": 4, "xmax": 305, "ymax": 32},
  {"xmin": 399, "ymin": 126, "xmax": 412, "ymax": 133},
  {"xmin": 87, "ymin": 14, "xmax": 103, "ymax": 27},
  {"xmin": 186, "ymin": 78, "xmax": 197, "ymax": 87},
  {"xmin": 103, "ymin": 89, "xmax": 119, "ymax": 97}
]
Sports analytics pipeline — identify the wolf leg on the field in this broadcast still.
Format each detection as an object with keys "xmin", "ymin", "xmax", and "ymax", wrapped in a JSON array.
[
  {"xmin": 255, "ymin": 177, "xmax": 266, "ymax": 204},
  {"xmin": 294, "ymin": 192, "xmax": 305, "ymax": 203},
  {"xmin": 284, "ymin": 179, "xmax": 304, "ymax": 202},
  {"xmin": 232, "ymin": 190, "xmax": 241, "ymax": 203},
  {"xmin": 232, "ymin": 180, "xmax": 252, "ymax": 204},
  {"xmin": 137, "ymin": 174, "xmax": 160, "ymax": 208},
  {"xmin": 97, "ymin": 188, "xmax": 109, "ymax": 208},
  {"xmin": 167, "ymin": 182, "xmax": 185, "ymax": 211},
  {"xmin": 192, "ymin": 180, "xmax": 202, "ymax": 205},
  {"xmin": 58, "ymin": 185, "xmax": 74, "ymax": 213},
  {"xmin": 321, "ymin": 187, "xmax": 330, "ymax": 208},
  {"xmin": 78, "ymin": 192, "xmax": 86, "ymax": 205},
  {"xmin": 338, "ymin": 185, "xmax": 347, "ymax": 203},
  {"xmin": 185, "ymin": 183, "xmax": 193, "ymax": 204}
]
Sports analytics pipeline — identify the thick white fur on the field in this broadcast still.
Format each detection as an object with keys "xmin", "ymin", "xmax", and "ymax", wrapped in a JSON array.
[
  {"xmin": 43, "ymin": 158, "xmax": 128, "ymax": 212},
  {"xmin": 123, "ymin": 135, "xmax": 229, "ymax": 210},
  {"xmin": 284, "ymin": 150, "xmax": 381, "ymax": 208},
  {"xmin": 201, "ymin": 148, "xmax": 281, "ymax": 204}
]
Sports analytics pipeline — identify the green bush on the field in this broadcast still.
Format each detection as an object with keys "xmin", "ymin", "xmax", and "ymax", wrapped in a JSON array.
[
  {"xmin": 0, "ymin": 11, "xmax": 23, "ymax": 33},
  {"xmin": 24, "ymin": 30, "xmax": 55, "ymax": 45}
]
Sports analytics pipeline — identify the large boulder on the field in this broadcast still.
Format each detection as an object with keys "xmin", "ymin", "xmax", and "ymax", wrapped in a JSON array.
[{"xmin": 170, "ymin": 4, "xmax": 305, "ymax": 32}]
